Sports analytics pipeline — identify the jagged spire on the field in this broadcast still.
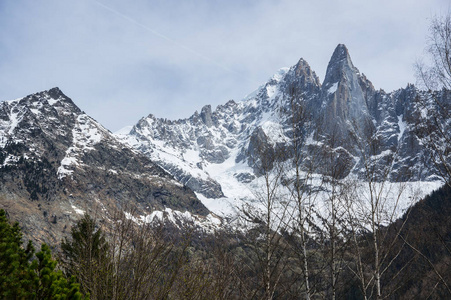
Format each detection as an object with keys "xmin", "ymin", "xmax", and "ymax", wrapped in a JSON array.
[
  {"xmin": 293, "ymin": 58, "xmax": 321, "ymax": 86},
  {"xmin": 329, "ymin": 44, "xmax": 351, "ymax": 65},
  {"xmin": 323, "ymin": 44, "xmax": 358, "ymax": 87},
  {"xmin": 318, "ymin": 44, "xmax": 375, "ymax": 148}
]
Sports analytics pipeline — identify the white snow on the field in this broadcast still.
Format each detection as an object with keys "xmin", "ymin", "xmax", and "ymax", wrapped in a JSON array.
[
  {"xmin": 8, "ymin": 108, "xmax": 22, "ymax": 134},
  {"xmin": 3, "ymin": 155, "xmax": 20, "ymax": 166},
  {"xmin": 272, "ymin": 67, "xmax": 289, "ymax": 82},
  {"xmin": 397, "ymin": 114, "xmax": 406, "ymax": 141},
  {"xmin": 420, "ymin": 107, "xmax": 428, "ymax": 118},
  {"xmin": 261, "ymin": 121, "xmax": 288, "ymax": 144},
  {"xmin": 114, "ymin": 82, "xmax": 445, "ymax": 232},
  {"xmin": 57, "ymin": 155, "xmax": 78, "ymax": 178},
  {"xmin": 124, "ymin": 208, "xmax": 223, "ymax": 233},
  {"xmin": 327, "ymin": 82, "xmax": 338, "ymax": 94},
  {"xmin": 112, "ymin": 67, "xmax": 448, "ymax": 234},
  {"xmin": 243, "ymin": 68, "xmax": 287, "ymax": 102},
  {"xmin": 47, "ymin": 98, "xmax": 59, "ymax": 106},
  {"xmin": 57, "ymin": 114, "xmax": 106, "ymax": 179},
  {"xmin": 266, "ymin": 85, "xmax": 277, "ymax": 98},
  {"xmin": 183, "ymin": 148, "xmax": 201, "ymax": 164},
  {"xmin": 114, "ymin": 125, "xmax": 133, "ymax": 135},
  {"xmin": 196, "ymin": 193, "xmax": 237, "ymax": 217},
  {"xmin": 30, "ymin": 108, "xmax": 40, "ymax": 115},
  {"xmin": 71, "ymin": 205, "xmax": 85, "ymax": 215}
]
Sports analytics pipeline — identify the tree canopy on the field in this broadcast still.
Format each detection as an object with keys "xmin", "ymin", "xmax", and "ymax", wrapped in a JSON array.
[{"xmin": 0, "ymin": 209, "xmax": 86, "ymax": 299}]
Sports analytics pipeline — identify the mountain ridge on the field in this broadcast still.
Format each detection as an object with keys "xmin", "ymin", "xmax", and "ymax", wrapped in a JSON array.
[
  {"xmin": 116, "ymin": 44, "xmax": 446, "ymax": 216},
  {"xmin": 0, "ymin": 87, "xmax": 212, "ymax": 245},
  {"xmin": 0, "ymin": 44, "xmax": 447, "ymax": 243}
]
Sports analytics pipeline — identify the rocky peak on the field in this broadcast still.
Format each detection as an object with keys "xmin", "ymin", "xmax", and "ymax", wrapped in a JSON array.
[
  {"xmin": 0, "ymin": 88, "xmax": 211, "ymax": 245},
  {"xmin": 319, "ymin": 44, "xmax": 372, "ymax": 142},
  {"xmin": 33, "ymin": 87, "xmax": 81, "ymax": 113},
  {"xmin": 323, "ymin": 44, "xmax": 359, "ymax": 87},
  {"xmin": 47, "ymin": 87, "xmax": 66, "ymax": 100},
  {"xmin": 282, "ymin": 58, "xmax": 321, "ymax": 99},
  {"xmin": 0, "ymin": 88, "xmax": 82, "ymax": 147},
  {"xmin": 330, "ymin": 44, "xmax": 351, "ymax": 63},
  {"xmin": 200, "ymin": 105, "xmax": 214, "ymax": 127},
  {"xmin": 293, "ymin": 58, "xmax": 320, "ymax": 85}
]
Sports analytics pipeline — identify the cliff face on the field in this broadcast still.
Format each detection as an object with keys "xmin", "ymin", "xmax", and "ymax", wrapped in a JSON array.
[{"xmin": 319, "ymin": 44, "xmax": 374, "ymax": 150}]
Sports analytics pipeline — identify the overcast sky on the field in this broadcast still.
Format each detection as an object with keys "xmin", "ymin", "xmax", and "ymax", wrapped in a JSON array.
[{"xmin": 0, "ymin": 0, "xmax": 449, "ymax": 131}]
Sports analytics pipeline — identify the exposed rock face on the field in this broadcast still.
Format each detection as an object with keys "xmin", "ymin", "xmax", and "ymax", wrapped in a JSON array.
[
  {"xmin": 0, "ymin": 88, "xmax": 208, "ymax": 246},
  {"xmin": 283, "ymin": 58, "xmax": 322, "ymax": 97},
  {"xmin": 117, "ymin": 44, "xmax": 447, "ymax": 206},
  {"xmin": 320, "ymin": 44, "xmax": 374, "ymax": 150},
  {"xmin": 200, "ymin": 105, "xmax": 214, "ymax": 127},
  {"xmin": 125, "ymin": 112, "xmax": 227, "ymax": 199}
]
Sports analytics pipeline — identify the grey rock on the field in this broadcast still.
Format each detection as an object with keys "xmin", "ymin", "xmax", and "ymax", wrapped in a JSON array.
[
  {"xmin": 117, "ymin": 44, "xmax": 449, "ymax": 202},
  {"xmin": 200, "ymin": 105, "xmax": 214, "ymax": 127}
]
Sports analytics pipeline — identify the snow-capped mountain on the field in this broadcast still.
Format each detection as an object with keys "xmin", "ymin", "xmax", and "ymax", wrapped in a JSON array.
[
  {"xmin": 117, "ymin": 44, "xmax": 447, "ymax": 215},
  {"xmin": 1, "ymin": 44, "xmax": 446, "ymax": 245},
  {"xmin": 0, "ymin": 88, "xmax": 213, "ymax": 245}
]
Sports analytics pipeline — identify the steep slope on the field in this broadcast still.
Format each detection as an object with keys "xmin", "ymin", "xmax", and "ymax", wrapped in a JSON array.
[
  {"xmin": 381, "ymin": 184, "xmax": 451, "ymax": 299},
  {"xmin": 0, "ymin": 88, "xmax": 209, "ymax": 246},
  {"xmin": 117, "ymin": 44, "xmax": 445, "ymax": 216}
]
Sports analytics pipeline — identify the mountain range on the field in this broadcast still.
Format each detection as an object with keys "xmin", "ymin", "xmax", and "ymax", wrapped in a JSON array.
[
  {"xmin": 0, "ymin": 44, "xmax": 447, "ymax": 243},
  {"xmin": 116, "ymin": 44, "xmax": 444, "ymax": 215}
]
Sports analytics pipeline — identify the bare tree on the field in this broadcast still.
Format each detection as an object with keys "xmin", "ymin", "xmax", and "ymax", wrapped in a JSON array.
[
  {"xmin": 344, "ymin": 122, "xmax": 417, "ymax": 300},
  {"xmin": 202, "ymin": 231, "xmax": 245, "ymax": 300},
  {"xmin": 61, "ymin": 206, "xmax": 202, "ymax": 300},
  {"xmin": 108, "ymin": 208, "xmax": 183, "ymax": 300},
  {"xmin": 282, "ymin": 91, "xmax": 323, "ymax": 299},
  {"xmin": 318, "ymin": 129, "xmax": 355, "ymax": 300},
  {"xmin": 284, "ymin": 90, "xmax": 356, "ymax": 299},
  {"xmin": 416, "ymin": 14, "xmax": 451, "ymax": 91},
  {"xmin": 238, "ymin": 125, "xmax": 293, "ymax": 300},
  {"xmin": 400, "ymin": 13, "xmax": 451, "ymax": 298},
  {"xmin": 415, "ymin": 13, "xmax": 451, "ymax": 186}
]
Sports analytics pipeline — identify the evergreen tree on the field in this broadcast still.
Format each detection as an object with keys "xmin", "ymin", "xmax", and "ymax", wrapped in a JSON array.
[
  {"xmin": 0, "ymin": 209, "xmax": 86, "ymax": 299},
  {"xmin": 0, "ymin": 209, "xmax": 35, "ymax": 298},
  {"xmin": 61, "ymin": 214, "xmax": 111, "ymax": 299},
  {"xmin": 33, "ymin": 244, "xmax": 85, "ymax": 299}
]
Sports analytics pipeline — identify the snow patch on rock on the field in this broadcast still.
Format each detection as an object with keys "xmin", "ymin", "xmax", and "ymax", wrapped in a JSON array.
[{"xmin": 58, "ymin": 114, "xmax": 106, "ymax": 179}]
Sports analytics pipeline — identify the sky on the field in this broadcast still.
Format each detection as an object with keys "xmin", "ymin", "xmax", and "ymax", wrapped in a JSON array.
[{"xmin": 0, "ymin": 0, "xmax": 449, "ymax": 132}]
